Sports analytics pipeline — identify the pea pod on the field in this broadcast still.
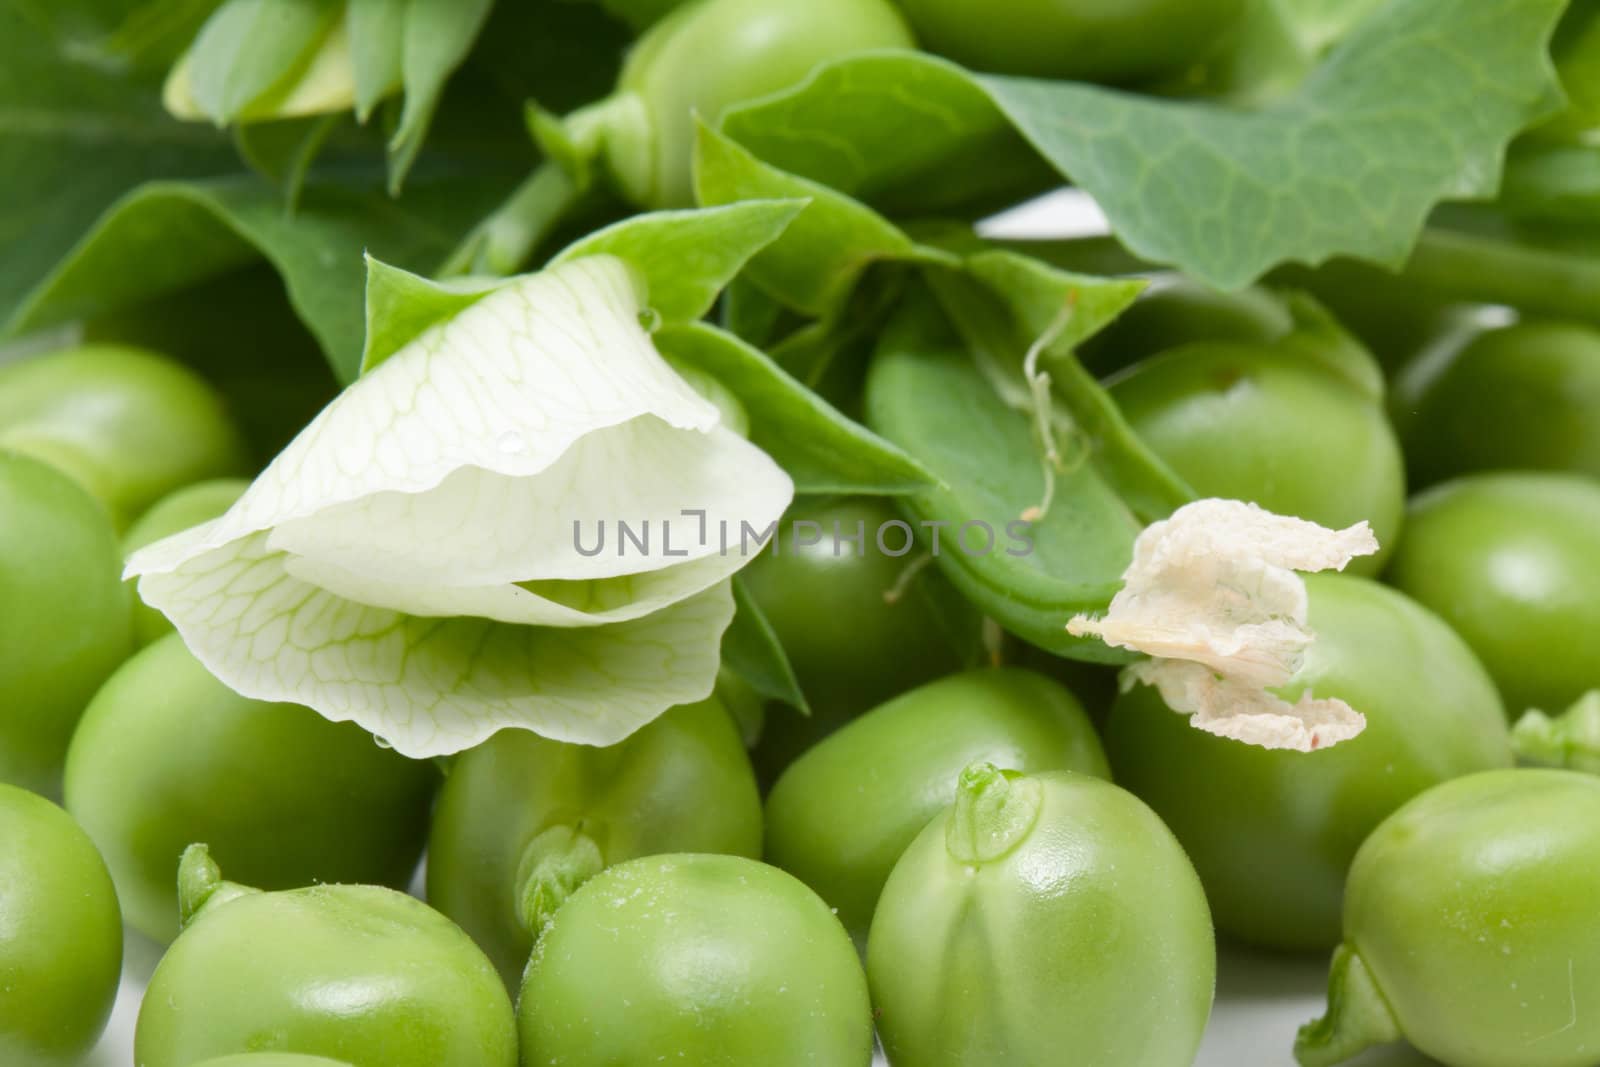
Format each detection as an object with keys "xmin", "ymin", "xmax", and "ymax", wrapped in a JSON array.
[
  {"xmin": 518, "ymin": 853, "xmax": 874, "ymax": 1066},
  {"xmin": 1393, "ymin": 320, "xmax": 1600, "ymax": 485},
  {"xmin": 764, "ymin": 667, "xmax": 1108, "ymax": 940},
  {"xmin": 0, "ymin": 451, "xmax": 133, "ymax": 795},
  {"xmin": 1105, "ymin": 573, "xmax": 1512, "ymax": 951},
  {"xmin": 135, "ymin": 845, "xmax": 517, "ymax": 1067},
  {"xmin": 66, "ymin": 633, "xmax": 438, "ymax": 943},
  {"xmin": 867, "ymin": 764, "xmax": 1215, "ymax": 1067},
  {"xmin": 0, "ymin": 344, "xmax": 247, "ymax": 531},
  {"xmin": 1297, "ymin": 769, "xmax": 1600, "ymax": 1067},
  {"xmin": 1385, "ymin": 472, "xmax": 1600, "ymax": 717},
  {"xmin": 0, "ymin": 783, "xmax": 122, "ymax": 1066},
  {"xmin": 426, "ymin": 696, "xmax": 762, "ymax": 987}
]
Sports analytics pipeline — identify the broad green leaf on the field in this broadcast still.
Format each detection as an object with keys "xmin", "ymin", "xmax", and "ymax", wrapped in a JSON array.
[
  {"xmin": 719, "ymin": 51, "xmax": 1053, "ymax": 218},
  {"xmin": 127, "ymin": 257, "xmax": 794, "ymax": 754},
  {"xmin": 550, "ymin": 200, "xmax": 808, "ymax": 323},
  {"xmin": 865, "ymin": 299, "xmax": 1142, "ymax": 662},
  {"xmin": 9, "ymin": 174, "xmax": 509, "ymax": 382},
  {"xmin": 982, "ymin": 0, "xmax": 1567, "ymax": 288},
  {"xmin": 176, "ymin": 0, "xmax": 343, "ymax": 124},
  {"xmin": 388, "ymin": 0, "xmax": 494, "ymax": 193},
  {"xmin": 654, "ymin": 321, "xmax": 932, "ymax": 496},
  {"xmin": 0, "ymin": 3, "xmax": 239, "ymax": 325},
  {"xmin": 359, "ymin": 256, "xmax": 499, "ymax": 375},
  {"xmin": 693, "ymin": 121, "xmax": 956, "ymax": 316},
  {"xmin": 724, "ymin": 576, "xmax": 809, "ymax": 714}
]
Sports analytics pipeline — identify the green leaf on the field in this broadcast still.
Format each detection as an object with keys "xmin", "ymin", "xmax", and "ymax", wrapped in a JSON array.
[
  {"xmin": 724, "ymin": 576, "xmax": 809, "ymax": 714},
  {"xmin": 692, "ymin": 121, "xmax": 956, "ymax": 316},
  {"xmin": 181, "ymin": 0, "xmax": 342, "ymax": 125},
  {"xmin": 981, "ymin": 0, "xmax": 1568, "ymax": 288},
  {"xmin": 388, "ymin": 0, "xmax": 494, "ymax": 193},
  {"xmin": 360, "ymin": 256, "xmax": 499, "ymax": 375},
  {"xmin": 655, "ymin": 321, "xmax": 932, "ymax": 496},
  {"xmin": 550, "ymin": 200, "xmax": 808, "ymax": 323},
  {"xmin": 865, "ymin": 298, "xmax": 1142, "ymax": 661},
  {"xmin": 346, "ymin": 0, "xmax": 404, "ymax": 120},
  {"xmin": 719, "ymin": 51, "xmax": 1052, "ymax": 218},
  {"xmin": 9, "ymin": 174, "xmax": 509, "ymax": 382}
]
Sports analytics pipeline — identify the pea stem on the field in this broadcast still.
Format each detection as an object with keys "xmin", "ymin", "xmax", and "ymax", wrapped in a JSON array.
[
  {"xmin": 945, "ymin": 762, "xmax": 1042, "ymax": 866},
  {"xmin": 176, "ymin": 843, "xmax": 259, "ymax": 929},
  {"xmin": 1294, "ymin": 945, "xmax": 1403, "ymax": 1067},
  {"xmin": 1398, "ymin": 228, "xmax": 1600, "ymax": 326},
  {"xmin": 436, "ymin": 161, "xmax": 580, "ymax": 278},
  {"xmin": 514, "ymin": 824, "xmax": 606, "ymax": 940}
]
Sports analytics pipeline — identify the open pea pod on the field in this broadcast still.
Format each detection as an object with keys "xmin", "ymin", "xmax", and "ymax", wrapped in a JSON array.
[{"xmin": 865, "ymin": 294, "xmax": 1147, "ymax": 662}]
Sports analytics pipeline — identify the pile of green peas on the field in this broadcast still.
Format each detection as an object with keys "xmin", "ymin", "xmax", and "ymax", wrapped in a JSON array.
[{"xmin": 2, "ymin": 3, "xmax": 1600, "ymax": 1065}]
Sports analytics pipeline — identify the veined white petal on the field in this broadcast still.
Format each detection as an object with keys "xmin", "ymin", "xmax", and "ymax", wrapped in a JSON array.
[{"xmin": 134, "ymin": 530, "xmax": 735, "ymax": 756}]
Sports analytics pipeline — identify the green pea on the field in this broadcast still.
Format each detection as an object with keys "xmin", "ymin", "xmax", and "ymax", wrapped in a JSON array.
[
  {"xmin": 0, "ymin": 344, "xmax": 247, "ymax": 531},
  {"xmin": 740, "ymin": 496, "xmax": 978, "ymax": 775},
  {"xmin": 65, "ymin": 633, "xmax": 438, "ymax": 943},
  {"xmin": 1385, "ymin": 471, "xmax": 1600, "ymax": 717},
  {"xmin": 1297, "ymin": 769, "xmax": 1600, "ymax": 1067},
  {"xmin": 518, "ymin": 853, "xmax": 874, "ymax": 1066},
  {"xmin": 0, "ymin": 450, "xmax": 133, "ymax": 795},
  {"xmin": 764, "ymin": 667, "xmax": 1108, "ymax": 941},
  {"xmin": 867, "ymin": 763, "xmax": 1214, "ymax": 1067},
  {"xmin": 122, "ymin": 477, "xmax": 249, "ymax": 645},
  {"xmin": 135, "ymin": 846, "xmax": 517, "ymax": 1067},
  {"xmin": 892, "ymin": 0, "xmax": 1247, "ymax": 83},
  {"xmin": 0, "ymin": 783, "xmax": 122, "ymax": 1066},
  {"xmin": 426, "ymin": 696, "xmax": 762, "ymax": 988},
  {"xmin": 1394, "ymin": 320, "xmax": 1600, "ymax": 485},
  {"xmin": 602, "ymin": 0, "xmax": 914, "ymax": 207},
  {"xmin": 190, "ymin": 1057, "xmax": 355, "ymax": 1067},
  {"xmin": 1109, "ymin": 341, "xmax": 1405, "ymax": 574},
  {"xmin": 1105, "ymin": 573, "xmax": 1512, "ymax": 951},
  {"xmin": 1079, "ymin": 275, "xmax": 1294, "ymax": 377}
]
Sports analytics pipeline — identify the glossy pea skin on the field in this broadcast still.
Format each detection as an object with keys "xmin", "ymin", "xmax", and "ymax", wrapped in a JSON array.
[
  {"xmin": 741, "ymin": 496, "xmax": 976, "ymax": 773},
  {"xmin": 65, "ymin": 633, "xmax": 438, "ymax": 943},
  {"xmin": 190, "ymin": 1057, "xmax": 354, "ymax": 1067},
  {"xmin": 1385, "ymin": 472, "xmax": 1600, "ymax": 717},
  {"xmin": 123, "ymin": 477, "xmax": 248, "ymax": 645},
  {"xmin": 0, "ymin": 784, "xmax": 122, "ymax": 1067},
  {"xmin": 1395, "ymin": 320, "xmax": 1600, "ymax": 485},
  {"xmin": 425, "ymin": 697, "xmax": 762, "ymax": 987},
  {"xmin": 0, "ymin": 451, "xmax": 133, "ymax": 795},
  {"xmin": 518, "ymin": 853, "xmax": 874, "ymax": 1066},
  {"xmin": 135, "ymin": 882, "xmax": 517, "ymax": 1067},
  {"xmin": 764, "ymin": 667, "xmax": 1109, "ymax": 940},
  {"xmin": 893, "ymin": 0, "xmax": 1247, "ymax": 83},
  {"xmin": 867, "ymin": 767, "xmax": 1214, "ymax": 1067},
  {"xmin": 619, "ymin": 0, "xmax": 914, "ymax": 206},
  {"xmin": 1109, "ymin": 342, "xmax": 1406, "ymax": 574},
  {"xmin": 1338, "ymin": 769, "xmax": 1600, "ymax": 1067},
  {"xmin": 0, "ymin": 344, "xmax": 247, "ymax": 531},
  {"xmin": 1105, "ymin": 573, "xmax": 1512, "ymax": 951}
]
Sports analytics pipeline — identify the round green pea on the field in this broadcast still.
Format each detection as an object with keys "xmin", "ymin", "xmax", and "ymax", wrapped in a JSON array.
[
  {"xmin": 0, "ymin": 344, "xmax": 247, "ymax": 531},
  {"xmin": 617, "ymin": 0, "xmax": 914, "ymax": 207},
  {"xmin": 1109, "ymin": 342, "xmax": 1406, "ymax": 574},
  {"xmin": 0, "ymin": 783, "xmax": 122, "ymax": 1067},
  {"xmin": 1395, "ymin": 320, "xmax": 1600, "ymax": 485},
  {"xmin": 189, "ymin": 1057, "xmax": 354, "ymax": 1067},
  {"xmin": 765, "ymin": 667, "xmax": 1108, "ymax": 940},
  {"xmin": 0, "ymin": 450, "xmax": 133, "ymax": 795},
  {"xmin": 123, "ymin": 477, "xmax": 248, "ymax": 645},
  {"xmin": 1298, "ymin": 769, "xmax": 1600, "ymax": 1067},
  {"xmin": 1105, "ymin": 573, "xmax": 1512, "ymax": 951},
  {"xmin": 136, "ymin": 852, "xmax": 516, "ymax": 1067},
  {"xmin": 893, "ymin": 0, "xmax": 1247, "ymax": 83},
  {"xmin": 518, "ymin": 853, "xmax": 874, "ymax": 1066},
  {"xmin": 741, "ymin": 496, "xmax": 977, "ymax": 774},
  {"xmin": 1079, "ymin": 275, "xmax": 1293, "ymax": 377},
  {"xmin": 65, "ymin": 633, "xmax": 438, "ymax": 943},
  {"xmin": 426, "ymin": 697, "xmax": 762, "ymax": 987},
  {"xmin": 1385, "ymin": 471, "xmax": 1600, "ymax": 717},
  {"xmin": 867, "ymin": 764, "xmax": 1215, "ymax": 1067}
]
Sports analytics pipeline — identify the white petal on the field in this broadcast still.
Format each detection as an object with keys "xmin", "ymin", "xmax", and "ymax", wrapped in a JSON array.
[{"xmin": 1124, "ymin": 659, "xmax": 1367, "ymax": 753}]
